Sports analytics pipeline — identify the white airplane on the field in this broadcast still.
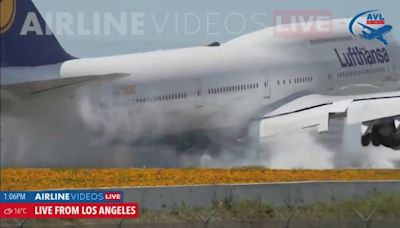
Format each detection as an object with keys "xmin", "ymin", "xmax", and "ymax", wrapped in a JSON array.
[{"xmin": 1, "ymin": 0, "xmax": 399, "ymax": 152}]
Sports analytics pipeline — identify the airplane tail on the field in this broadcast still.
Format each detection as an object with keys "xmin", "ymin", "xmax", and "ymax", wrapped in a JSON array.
[{"xmin": 1, "ymin": 0, "xmax": 74, "ymax": 67}]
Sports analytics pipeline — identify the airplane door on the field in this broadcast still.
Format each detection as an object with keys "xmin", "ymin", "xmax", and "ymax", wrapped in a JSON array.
[
  {"xmin": 263, "ymin": 78, "xmax": 271, "ymax": 99},
  {"xmin": 194, "ymin": 78, "xmax": 203, "ymax": 108}
]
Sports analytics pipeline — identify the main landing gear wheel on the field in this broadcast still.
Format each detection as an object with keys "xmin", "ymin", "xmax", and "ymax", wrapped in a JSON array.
[
  {"xmin": 361, "ymin": 134, "xmax": 371, "ymax": 147},
  {"xmin": 371, "ymin": 134, "xmax": 381, "ymax": 147},
  {"xmin": 371, "ymin": 125, "xmax": 382, "ymax": 147}
]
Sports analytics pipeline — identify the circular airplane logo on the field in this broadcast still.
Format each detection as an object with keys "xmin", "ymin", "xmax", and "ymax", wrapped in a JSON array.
[
  {"xmin": 0, "ymin": 0, "xmax": 16, "ymax": 34},
  {"xmin": 349, "ymin": 10, "xmax": 392, "ymax": 45}
]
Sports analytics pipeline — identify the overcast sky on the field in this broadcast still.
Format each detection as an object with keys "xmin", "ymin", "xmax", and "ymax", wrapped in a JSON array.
[{"xmin": 33, "ymin": 0, "xmax": 399, "ymax": 57}]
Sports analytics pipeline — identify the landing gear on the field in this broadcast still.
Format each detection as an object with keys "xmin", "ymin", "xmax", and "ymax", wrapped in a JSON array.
[
  {"xmin": 361, "ymin": 133, "xmax": 381, "ymax": 147},
  {"xmin": 361, "ymin": 125, "xmax": 383, "ymax": 147},
  {"xmin": 371, "ymin": 135, "xmax": 381, "ymax": 146},
  {"xmin": 371, "ymin": 124, "xmax": 382, "ymax": 147},
  {"xmin": 361, "ymin": 133, "xmax": 371, "ymax": 147},
  {"xmin": 361, "ymin": 119, "xmax": 400, "ymax": 149}
]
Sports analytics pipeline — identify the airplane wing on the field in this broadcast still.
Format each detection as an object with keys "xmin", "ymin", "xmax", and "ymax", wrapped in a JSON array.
[
  {"xmin": 253, "ymin": 91, "xmax": 400, "ymax": 138},
  {"xmin": 376, "ymin": 36, "xmax": 388, "ymax": 45},
  {"xmin": 1, "ymin": 73, "xmax": 129, "ymax": 98},
  {"xmin": 357, "ymin": 22, "xmax": 376, "ymax": 32}
]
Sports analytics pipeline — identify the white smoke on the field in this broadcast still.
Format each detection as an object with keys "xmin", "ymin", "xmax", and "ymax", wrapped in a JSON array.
[
  {"xmin": 1, "ymin": 85, "xmax": 400, "ymax": 169},
  {"xmin": 184, "ymin": 120, "xmax": 400, "ymax": 169}
]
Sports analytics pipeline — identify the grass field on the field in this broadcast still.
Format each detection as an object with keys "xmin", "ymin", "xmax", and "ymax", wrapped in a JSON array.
[
  {"xmin": 136, "ymin": 193, "xmax": 400, "ymax": 222},
  {"xmin": 2, "ymin": 193, "xmax": 400, "ymax": 226},
  {"xmin": 1, "ymin": 168, "xmax": 400, "ymax": 191}
]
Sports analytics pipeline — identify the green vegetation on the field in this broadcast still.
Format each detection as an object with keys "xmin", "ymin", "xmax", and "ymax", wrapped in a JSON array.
[
  {"xmin": 1, "ymin": 193, "xmax": 399, "ymax": 227},
  {"xmin": 134, "ymin": 193, "xmax": 400, "ymax": 224}
]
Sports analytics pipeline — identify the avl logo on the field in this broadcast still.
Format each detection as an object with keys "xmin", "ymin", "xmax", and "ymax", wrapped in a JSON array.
[
  {"xmin": 349, "ymin": 10, "xmax": 392, "ymax": 45},
  {"xmin": 274, "ymin": 10, "xmax": 332, "ymax": 37},
  {"xmin": 366, "ymin": 12, "xmax": 385, "ymax": 25}
]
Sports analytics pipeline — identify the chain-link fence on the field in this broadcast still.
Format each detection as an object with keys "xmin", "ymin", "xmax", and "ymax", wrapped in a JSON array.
[
  {"xmin": 2, "ymin": 207, "xmax": 400, "ymax": 228},
  {"xmin": 2, "ymin": 219, "xmax": 400, "ymax": 228}
]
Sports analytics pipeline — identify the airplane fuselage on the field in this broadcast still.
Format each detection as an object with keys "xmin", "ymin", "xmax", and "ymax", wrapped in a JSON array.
[
  {"xmin": 364, "ymin": 25, "xmax": 393, "ymax": 40},
  {"xmin": 3, "ymin": 19, "xmax": 400, "ymax": 141}
]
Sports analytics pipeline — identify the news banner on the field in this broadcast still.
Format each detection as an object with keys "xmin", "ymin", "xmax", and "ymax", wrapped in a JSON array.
[{"xmin": 0, "ymin": 191, "xmax": 139, "ymax": 219}]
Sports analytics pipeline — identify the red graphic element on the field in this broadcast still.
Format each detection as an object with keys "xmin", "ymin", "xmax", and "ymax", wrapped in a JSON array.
[
  {"xmin": 367, "ymin": 20, "xmax": 385, "ymax": 25},
  {"xmin": 273, "ymin": 10, "xmax": 332, "ymax": 37},
  {"xmin": 0, "ymin": 203, "xmax": 139, "ymax": 219},
  {"xmin": 104, "ymin": 192, "xmax": 122, "ymax": 201},
  {"xmin": 3, "ymin": 208, "xmax": 13, "ymax": 215}
]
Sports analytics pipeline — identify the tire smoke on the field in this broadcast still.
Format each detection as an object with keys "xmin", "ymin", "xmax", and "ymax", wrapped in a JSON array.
[{"xmin": 1, "ymin": 89, "xmax": 399, "ymax": 169}]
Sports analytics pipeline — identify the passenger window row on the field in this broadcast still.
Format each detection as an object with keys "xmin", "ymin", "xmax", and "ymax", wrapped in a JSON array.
[
  {"xmin": 337, "ymin": 67, "xmax": 386, "ymax": 78},
  {"xmin": 277, "ymin": 76, "xmax": 313, "ymax": 86},
  {"xmin": 208, "ymin": 83, "xmax": 259, "ymax": 94},
  {"xmin": 134, "ymin": 80, "xmax": 269, "ymax": 103},
  {"xmin": 135, "ymin": 92, "xmax": 188, "ymax": 103},
  {"xmin": 310, "ymin": 36, "xmax": 353, "ymax": 45}
]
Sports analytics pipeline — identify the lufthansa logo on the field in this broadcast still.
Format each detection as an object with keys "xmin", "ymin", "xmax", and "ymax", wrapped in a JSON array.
[{"xmin": 0, "ymin": 0, "xmax": 16, "ymax": 34}]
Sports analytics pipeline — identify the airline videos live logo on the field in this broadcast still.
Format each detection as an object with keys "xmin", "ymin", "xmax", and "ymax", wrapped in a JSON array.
[
  {"xmin": 1, "ymin": 190, "xmax": 138, "ymax": 219},
  {"xmin": 104, "ymin": 192, "xmax": 122, "ymax": 201},
  {"xmin": 273, "ymin": 10, "xmax": 332, "ymax": 37}
]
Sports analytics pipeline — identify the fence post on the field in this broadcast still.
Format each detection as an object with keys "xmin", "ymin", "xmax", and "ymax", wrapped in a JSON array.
[
  {"xmin": 114, "ymin": 219, "xmax": 125, "ymax": 228},
  {"xmin": 353, "ymin": 208, "xmax": 377, "ymax": 228},
  {"xmin": 18, "ymin": 219, "xmax": 27, "ymax": 228},
  {"xmin": 274, "ymin": 207, "xmax": 297, "ymax": 228},
  {"xmin": 202, "ymin": 201, "xmax": 222, "ymax": 228},
  {"xmin": 18, "ymin": 219, "xmax": 28, "ymax": 228}
]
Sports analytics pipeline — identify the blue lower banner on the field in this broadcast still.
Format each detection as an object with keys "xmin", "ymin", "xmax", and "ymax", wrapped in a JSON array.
[{"xmin": 1, "ymin": 191, "xmax": 123, "ymax": 203}]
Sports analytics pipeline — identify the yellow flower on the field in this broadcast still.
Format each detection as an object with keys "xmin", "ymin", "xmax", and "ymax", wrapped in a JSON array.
[{"xmin": 1, "ymin": 168, "xmax": 399, "ymax": 191}]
